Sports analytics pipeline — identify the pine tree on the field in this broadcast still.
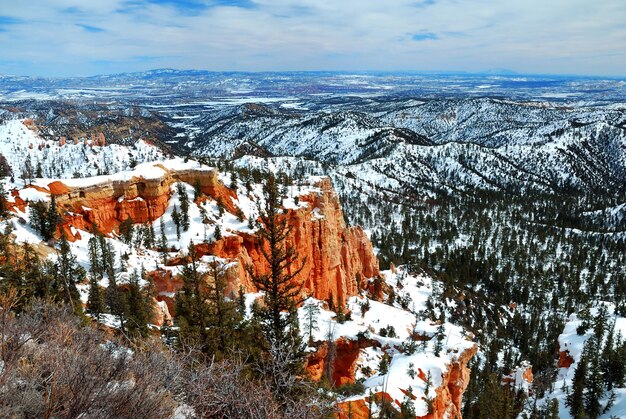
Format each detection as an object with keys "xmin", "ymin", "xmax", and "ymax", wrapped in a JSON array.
[
  {"xmin": 172, "ymin": 205, "xmax": 181, "ymax": 240},
  {"xmin": 567, "ymin": 354, "xmax": 588, "ymax": 418},
  {"xmin": 119, "ymin": 216, "xmax": 134, "ymax": 245},
  {"xmin": 46, "ymin": 194, "xmax": 61, "ymax": 240},
  {"xmin": 55, "ymin": 233, "xmax": 84, "ymax": 312},
  {"xmin": 246, "ymin": 174, "xmax": 306, "ymax": 347},
  {"xmin": 176, "ymin": 183, "xmax": 190, "ymax": 231},
  {"xmin": 175, "ymin": 243, "xmax": 211, "ymax": 351},
  {"xmin": 206, "ymin": 259, "xmax": 240, "ymax": 356},
  {"xmin": 22, "ymin": 242, "xmax": 50, "ymax": 302},
  {"xmin": 0, "ymin": 181, "xmax": 8, "ymax": 217},
  {"xmin": 29, "ymin": 195, "xmax": 61, "ymax": 241},
  {"xmin": 303, "ymin": 298, "xmax": 320, "ymax": 346},
  {"xmin": 102, "ymin": 241, "xmax": 126, "ymax": 331},
  {"xmin": 142, "ymin": 222, "xmax": 155, "ymax": 248},
  {"xmin": 245, "ymin": 174, "xmax": 307, "ymax": 403},
  {"xmin": 87, "ymin": 276, "xmax": 105, "ymax": 321},
  {"xmin": 159, "ymin": 218, "xmax": 168, "ymax": 263},
  {"xmin": 584, "ymin": 339, "xmax": 605, "ymax": 418},
  {"xmin": 125, "ymin": 270, "xmax": 152, "ymax": 338}
]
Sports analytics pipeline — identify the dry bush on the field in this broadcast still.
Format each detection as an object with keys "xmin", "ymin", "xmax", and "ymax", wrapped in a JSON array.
[
  {"xmin": 0, "ymin": 301, "xmax": 179, "ymax": 419},
  {"xmin": 1, "ymin": 298, "xmax": 335, "ymax": 419}
]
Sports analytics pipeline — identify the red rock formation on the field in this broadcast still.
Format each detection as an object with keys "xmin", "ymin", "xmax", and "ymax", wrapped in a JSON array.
[
  {"xmin": 199, "ymin": 178, "xmax": 379, "ymax": 306},
  {"xmin": 147, "ymin": 268, "xmax": 188, "ymax": 317},
  {"xmin": 418, "ymin": 345, "xmax": 477, "ymax": 419},
  {"xmin": 150, "ymin": 176, "xmax": 378, "ymax": 311},
  {"xmin": 305, "ymin": 337, "xmax": 380, "ymax": 386},
  {"xmin": 151, "ymin": 298, "xmax": 173, "ymax": 327},
  {"xmin": 558, "ymin": 349, "xmax": 575, "ymax": 368},
  {"xmin": 59, "ymin": 137, "xmax": 66, "ymax": 146},
  {"xmin": 96, "ymin": 132, "xmax": 106, "ymax": 146},
  {"xmin": 46, "ymin": 167, "xmax": 234, "ymax": 234}
]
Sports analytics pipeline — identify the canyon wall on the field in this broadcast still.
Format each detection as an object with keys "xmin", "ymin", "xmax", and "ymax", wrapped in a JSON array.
[{"xmin": 197, "ymin": 177, "xmax": 379, "ymax": 307}]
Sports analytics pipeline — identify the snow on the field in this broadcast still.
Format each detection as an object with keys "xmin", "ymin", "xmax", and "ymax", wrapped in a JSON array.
[
  {"xmin": 0, "ymin": 118, "xmax": 165, "ymax": 181},
  {"xmin": 526, "ymin": 304, "xmax": 626, "ymax": 418},
  {"xmin": 297, "ymin": 267, "xmax": 476, "ymax": 415},
  {"xmin": 17, "ymin": 187, "xmax": 49, "ymax": 202}
]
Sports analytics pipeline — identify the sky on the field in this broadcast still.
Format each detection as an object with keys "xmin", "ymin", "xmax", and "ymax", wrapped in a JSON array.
[{"xmin": 0, "ymin": 0, "xmax": 625, "ymax": 77}]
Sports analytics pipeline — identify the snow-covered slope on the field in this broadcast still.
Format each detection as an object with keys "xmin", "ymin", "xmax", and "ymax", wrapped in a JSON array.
[
  {"xmin": 184, "ymin": 98, "xmax": 626, "ymax": 195},
  {"xmin": 0, "ymin": 118, "xmax": 165, "ymax": 179},
  {"xmin": 525, "ymin": 305, "xmax": 626, "ymax": 418}
]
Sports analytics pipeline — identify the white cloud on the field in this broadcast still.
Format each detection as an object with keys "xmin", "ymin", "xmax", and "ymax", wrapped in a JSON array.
[{"xmin": 0, "ymin": 0, "xmax": 624, "ymax": 76}]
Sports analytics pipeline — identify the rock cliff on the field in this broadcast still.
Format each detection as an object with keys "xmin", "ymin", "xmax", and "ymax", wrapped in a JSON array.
[
  {"xmin": 198, "ymin": 177, "xmax": 379, "ymax": 307},
  {"xmin": 49, "ymin": 165, "xmax": 235, "ymax": 234}
]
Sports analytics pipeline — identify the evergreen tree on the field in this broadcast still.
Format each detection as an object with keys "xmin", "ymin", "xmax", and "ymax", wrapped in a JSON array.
[
  {"xmin": 172, "ymin": 205, "xmax": 181, "ymax": 240},
  {"xmin": 245, "ymin": 174, "xmax": 307, "ymax": 403},
  {"xmin": 176, "ymin": 183, "xmax": 190, "ymax": 231},
  {"xmin": 206, "ymin": 259, "xmax": 240, "ymax": 356},
  {"xmin": 29, "ymin": 195, "xmax": 61, "ymax": 241},
  {"xmin": 175, "ymin": 243, "xmax": 210, "ymax": 351},
  {"xmin": 246, "ymin": 174, "xmax": 306, "ymax": 347},
  {"xmin": 119, "ymin": 216, "xmax": 134, "ymax": 245},
  {"xmin": 567, "ymin": 354, "xmax": 588, "ymax": 418},
  {"xmin": 126, "ymin": 270, "xmax": 152, "ymax": 338},
  {"xmin": 46, "ymin": 194, "xmax": 61, "ymax": 240},
  {"xmin": 0, "ymin": 181, "xmax": 8, "ymax": 217},
  {"xmin": 584, "ymin": 340, "xmax": 605, "ymax": 418},
  {"xmin": 87, "ymin": 276, "xmax": 105, "ymax": 321},
  {"xmin": 142, "ymin": 221, "xmax": 155, "ymax": 248},
  {"xmin": 55, "ymin": 234, "xmax": 84, "ymax": 312},
  {"xmin": 159, "ymin": 218, "xmax": 168, "ymax": 263},
  {"xmin": 302, "ymin": 298, "xmax": 320, "ymax": 346}
]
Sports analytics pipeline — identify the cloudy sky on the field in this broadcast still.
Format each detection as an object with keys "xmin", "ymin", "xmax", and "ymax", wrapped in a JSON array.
[{"xmin": 0, "ymin": 0, "xmax": 624, "ymax": 77}]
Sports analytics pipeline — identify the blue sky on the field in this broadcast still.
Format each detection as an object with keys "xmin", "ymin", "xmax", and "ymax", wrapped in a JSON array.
[{"xmin": 0, "ymin": 0, "xmax": 625, "ymax": 77}]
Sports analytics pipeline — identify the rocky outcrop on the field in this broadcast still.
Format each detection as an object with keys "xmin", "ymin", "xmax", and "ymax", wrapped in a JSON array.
[
  {"xmin": 558, "ymin": 349, "xmax": 575, "ymax": 368},
  {"xmin": 149, "ymin": 176, "xmax": 379, "ymax": 312},
  {"xmin": 418, "ymin": 345, "xmax": 477, "ymax": 419},
  {"xmin": 337, "ymin": 345, "xmax": 478, "ymax": 419},
  {"xmin": 200, "ymin": 177, "xmax": 379, "ymax": 307},
  {"xmin": 305, "ymin": 337, "xmax": 380, "ymax": 386},
  {"xmin": 49, "ymin": 166, "xmax": 235, "ymax": 233}
]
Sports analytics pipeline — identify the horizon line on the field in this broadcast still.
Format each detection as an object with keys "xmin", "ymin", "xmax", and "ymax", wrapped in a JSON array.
[{"xmin": 1, "ymin": 68, "xmax": 625, "ymax": 81}]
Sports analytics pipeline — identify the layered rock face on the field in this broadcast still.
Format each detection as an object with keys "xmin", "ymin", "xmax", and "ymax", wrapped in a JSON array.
[
  {"xmin": 198, "ymin": 177, "xmax": 379, "ymax": 307},
  {"xmin": 422, "ymin": 345, "xmax": 478, "ymax": 419},
  {"xmin": 50, "ymin": 167, "xmax": 234, "ymax": 234},
  {"xmin": 305, "ymin": 337, "xmax": 380, "ymax": 387}
]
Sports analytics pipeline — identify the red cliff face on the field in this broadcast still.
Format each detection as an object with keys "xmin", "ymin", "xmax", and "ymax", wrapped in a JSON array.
[
  {"xmin": 419, "ymin": 345, "xmax": 478, "ymax": 419},
  {"xmin": 48, "ymin": 167, "xmax": 234, "ymax": 234},
  {"xmin": 201, "ymin": 177, "xmax": 379, "ymax": 307},
  {"xmin": 305, "ymin": 337, "xmax": 380, "ymax": 387},
  {"xmin": 558, "ymin": 349, "xmax": 575, "ymax": 369}
]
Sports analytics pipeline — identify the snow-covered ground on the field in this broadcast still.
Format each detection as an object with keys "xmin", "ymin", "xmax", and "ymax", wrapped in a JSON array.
[
  {"xmin": 298, "ymin": 268, "xmax": 476, "ymax": 416},
  {"xmin": 0, "ymin": 118, "xmax": 165, "ymax": 181},
  {"xmin": 524, "ymin": 304, "xmax": 626, "ymax": 418}
]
